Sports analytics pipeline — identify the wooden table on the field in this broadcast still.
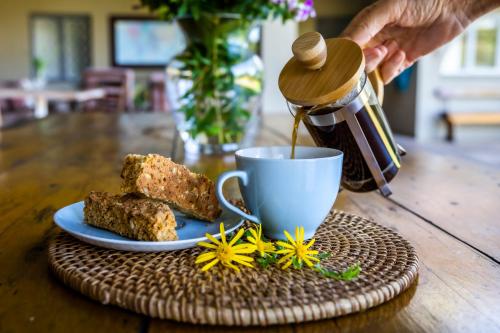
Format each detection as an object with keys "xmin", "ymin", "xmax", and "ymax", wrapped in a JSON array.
[
  {"xmin": 0, "ymin": 87, "xmax": 105, "ymax": 125},
  {"xmin": 1, "ymin": 112, "xmax": 499, "ymax": 333}
]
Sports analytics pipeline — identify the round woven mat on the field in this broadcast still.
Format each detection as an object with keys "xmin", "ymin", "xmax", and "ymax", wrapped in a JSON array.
[{"xmin": 48, "ymin": 210, "xmax": 419, "ymax": 326}]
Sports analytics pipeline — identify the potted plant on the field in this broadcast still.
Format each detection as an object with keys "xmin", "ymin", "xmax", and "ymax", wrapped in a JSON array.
[
  {"xmin": 32, "ymin": 57, "xmax": 47, "ymax": 89},
  {"xmin": 140, "ymin": 0, "xmax": 316, "ymax": 154}
]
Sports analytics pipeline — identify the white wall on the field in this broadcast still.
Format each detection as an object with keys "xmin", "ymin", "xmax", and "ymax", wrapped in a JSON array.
[{"xmin": 262, "ymin": 20, "xmax": 298, "ymax": 113}]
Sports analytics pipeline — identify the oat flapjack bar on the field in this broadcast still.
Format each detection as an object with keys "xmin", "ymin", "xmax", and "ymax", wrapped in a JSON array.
[
  {"xmin": 84, "ymin": 191, "xmax": 177, "ymax": 241},
  {"xmin": 120, "ymin": 154, "xmax": 221, "ymax": 222}
]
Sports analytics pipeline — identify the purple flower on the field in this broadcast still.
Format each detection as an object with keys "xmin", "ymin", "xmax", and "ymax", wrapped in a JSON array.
[
  {"xmin": 295, "ymin": 0, "xmax": 316, "ymax": 21},
  {"xmin": 287, "ymin": 0, "xmax": 298, "ymax": 10},
  {"xmin": 270, "ymin": 0, "xmax": 316, "ymax": 21}
]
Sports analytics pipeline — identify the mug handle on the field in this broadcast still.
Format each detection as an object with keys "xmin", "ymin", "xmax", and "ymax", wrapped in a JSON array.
[{"xmin": 216, "ymin": 170, "xmax": 260, "ymax": 224}]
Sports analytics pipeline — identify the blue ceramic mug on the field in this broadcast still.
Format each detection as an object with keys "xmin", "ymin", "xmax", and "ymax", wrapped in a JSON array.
[{"xmin": 216, "ymin": 146, "xmax": 343, "ymax": 240}]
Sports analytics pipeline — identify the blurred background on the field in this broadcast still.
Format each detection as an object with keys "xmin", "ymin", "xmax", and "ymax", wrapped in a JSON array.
[{"xmin": 0, "ymin": 0, "xmax": 499, "ymax": 164}]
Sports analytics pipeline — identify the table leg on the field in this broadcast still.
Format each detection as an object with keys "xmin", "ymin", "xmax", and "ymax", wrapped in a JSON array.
[{"xmin": 34, "ymin": 96, "xmax": 48, "ymax": 118}]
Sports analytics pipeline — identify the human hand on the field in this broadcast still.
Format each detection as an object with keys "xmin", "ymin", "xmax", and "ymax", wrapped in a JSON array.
[{"xmin": 342, "ymin": 0, "xmax": 500, "ymax": 83}]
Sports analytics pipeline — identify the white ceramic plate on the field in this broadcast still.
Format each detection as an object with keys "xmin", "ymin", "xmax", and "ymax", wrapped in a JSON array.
[{"xmin": 53, "ymin": 201, "xmax": 244, "ymax": 252}]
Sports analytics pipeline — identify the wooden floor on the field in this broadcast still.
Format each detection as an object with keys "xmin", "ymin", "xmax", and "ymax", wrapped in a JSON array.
[{"xmin": 0, "ymin": 112, "xmax": 499, "ymax": 333}]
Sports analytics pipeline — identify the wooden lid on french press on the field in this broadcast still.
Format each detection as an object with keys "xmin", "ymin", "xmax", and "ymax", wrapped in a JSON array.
[{"xmin": 279, "ymin": 32, "xmax": 365, "ymax": 107}]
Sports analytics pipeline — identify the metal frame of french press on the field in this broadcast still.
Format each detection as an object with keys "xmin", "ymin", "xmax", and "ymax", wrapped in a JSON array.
[{"xmin": 303, "ymin": 95, "xmax": 395, "ymax": 197}]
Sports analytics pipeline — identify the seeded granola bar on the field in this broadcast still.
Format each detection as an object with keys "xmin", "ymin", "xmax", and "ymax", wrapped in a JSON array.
[
  {"xmin": 120, "ymin": 154, "xmax": 221, "ymax": 222},
  {"xmin": 84, "ymin": 191, "xmax": 177, "ymax": 241}
]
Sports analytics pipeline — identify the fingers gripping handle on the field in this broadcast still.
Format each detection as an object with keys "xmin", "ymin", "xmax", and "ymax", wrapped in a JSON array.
[{"xmin": 216, "ymin": 170, "xmax": 260, "ymax": 224}]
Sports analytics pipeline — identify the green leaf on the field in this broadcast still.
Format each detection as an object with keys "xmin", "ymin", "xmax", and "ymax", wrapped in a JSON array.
[
  {"xmin": 243, "ymin": 229, "xmax": 253, "ymax": 240},
  {"xmin": 340, "ymin": 262, "xmax": 362, "ymax": 280},
  {"xmin": 314, "ymin": 262, "xmax": 362, "ymax": 281},
  {"xmin": 292, "ymin": 256, "xmax": 303, "ymax": 270},
  {"xmin": 256, "ymin": 253, "xmax": 277, "ymax": 268},
  {"xmin": 256, "ymin": 257, "xmax": 269, "ymax": 268},
  {"xmin": 316, "ymin": 252, "xmax": 332, "ymax": 260},
  {"xmin": 205, "ymin": 124, "xmax": 221, "ymax": 136}
]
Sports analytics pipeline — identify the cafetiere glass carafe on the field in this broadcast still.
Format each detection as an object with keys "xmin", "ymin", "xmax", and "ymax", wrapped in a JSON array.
[{"xmin": 279, "ymin": 32, "xmax": 404, "ymax": 197}]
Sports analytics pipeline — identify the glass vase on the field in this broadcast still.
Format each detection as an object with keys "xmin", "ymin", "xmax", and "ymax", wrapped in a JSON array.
[{"xmin": 166, "ymin": 14, "xmax": 263, "ymax": 155}]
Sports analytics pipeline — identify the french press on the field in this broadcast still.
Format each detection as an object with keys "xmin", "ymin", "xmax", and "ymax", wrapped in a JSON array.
[{"xmin": 279, "ymin": 32, "xmax": 405, "ymax": 197}]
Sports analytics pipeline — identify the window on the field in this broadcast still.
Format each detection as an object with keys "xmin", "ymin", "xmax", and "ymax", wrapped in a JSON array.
[
  {"xmin": 31, "ymin": 14, "xmax": 91, "ymax": 83},
  {"xmin": 440, "ymin": 12, "xmax": 500, "ymax": 76}
]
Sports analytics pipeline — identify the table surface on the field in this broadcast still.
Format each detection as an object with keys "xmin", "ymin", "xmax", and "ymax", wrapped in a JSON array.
[
  {"xmin": 0, "ymin": 87, "xmax": 106, "ymax": 101},
  {"xmin": 1, "ymin": 112, "xmax": 499, "ymax": 333}
]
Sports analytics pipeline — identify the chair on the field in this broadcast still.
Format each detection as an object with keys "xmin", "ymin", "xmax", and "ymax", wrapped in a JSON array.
[
  {"xmin": 0, "ymin": 80, "xmax": 34, "ymax": 128},
  {"xmin": 148, "ymin": 71, "xmax": 169, "ymax": 112},
  {"xmin": 82, "ymin": 68, "xmax": 135, "ymax": 112}
]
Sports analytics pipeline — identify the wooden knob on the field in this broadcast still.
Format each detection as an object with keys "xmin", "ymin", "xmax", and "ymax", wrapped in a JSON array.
[{"xmin": 292, "ymin": 32, "xmax": 327, "ymax": 70}]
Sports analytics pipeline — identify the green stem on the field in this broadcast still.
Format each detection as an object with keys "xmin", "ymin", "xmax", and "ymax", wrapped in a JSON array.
[{"xmin": 211, "ymin": 15, "xmax": 225, "ymax": 144}]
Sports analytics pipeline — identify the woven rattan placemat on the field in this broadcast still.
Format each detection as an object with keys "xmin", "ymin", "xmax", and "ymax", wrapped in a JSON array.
[{"xmin": 48, "ymin": 209, "xmax": 419, "ymax": 326}]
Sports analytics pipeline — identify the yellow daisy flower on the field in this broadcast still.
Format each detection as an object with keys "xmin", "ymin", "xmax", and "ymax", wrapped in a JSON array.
[
  {"xmin": 246, "ymin": 224, "xmax": 276, "ymax": 257},
  {"xmin": 196, "ymin": 223, "xmax": 256, "ymax": 272},
  {"xmin": 276, "ymin": 226, "xmax": 320, "ymax": 269}
]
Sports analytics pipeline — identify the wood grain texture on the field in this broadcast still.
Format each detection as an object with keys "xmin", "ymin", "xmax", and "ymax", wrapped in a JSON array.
[
  {"xmin": 0, "ymin": 113, "xmax": 163, "ymax": 333},
  {"xmin": 279, "ymin": 38, "xmax": 365, "ymax": 106},
  {"xmin": 291, "ymin": 32, "xmax": 327, "ymax": 70},
  {"xmin": 387, "ymin": 137, "xmax": 500, "ymax": 262},
  {"xmin": 1, "ymin": 112, "xmax": 500, "ymax": 333},
  {"xmin": 444, "ymin": 111, "xmax": 500, "ymax": 125}
]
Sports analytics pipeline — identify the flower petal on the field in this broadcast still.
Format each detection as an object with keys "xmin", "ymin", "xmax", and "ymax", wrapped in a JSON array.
[
  {"xmin": 295, "ymin": 227, "xmax": 300, "ymax": 244},
  {"xmin": 249, "ymin": 228, "xmax": 258, "ymax": 239},
  {"xmin": 276, "ymin": 241, "xmax": 295, "ymax": 249},
  {"xmin": 264, "ymin": 243, "xmax": 276, "ymax": 251},
  {"xmin": 306, "ymin": 250, "xmax": 319, "ymax": 255},
  {"xmin": 224, "ymin": 262, "xmax": 240, "ymax": 272},
  {"xmin": 277, "ymin": 252, "xmax": 294, "ymax": 264},
  {"xmin": 247, "ymin": 236, "xmax": 257, "ymax": 244},
  {"xmin": 233, "ymin": 254, "xmax": 254, "ymax": 262},
  {"xmin": 299, "ymin": 226, "xmax": 305, "ymax": 243},
  {"xmin": 195, "ymin": 252, "xmax": 217, "ymax": 263},
  {"xmin": 233, "ymin": 246, "xmax": 256, "ymax": 254},
  {"xmin": 281, "ymin": 259, "xmax": 293, "ymax": 270},
  {"xmin": 306, "ymin": 255, "xmax": 320, "ymax": 262},
  {"xmin": 276, "ymin": 249, "xmax": 293, "ymax": 255},
  {"xmin": 234, "ymin": 259, "xmax": 254, "ymax": 268},
  {"xmin": 232, "ymin": 243, "xmax": 255, "ymax": 250},
  {"xmin": 197, "ymin": 241, "xmax": 218, "ymax": 249},
  {"xmin": 205, "ymin": 233, "xmax": 221, "ymax": 245},
  {"xmin": 233, "ymin": 258, "xmax": 253, "ymax": 267},
  {"xmin": 219, "ymin": 223, "xmax": 226, "ymax": 244},
  {"xmin": 201, "ymin": 258, "xmax": 219, "ymax": 271},
  {"xmin": 284, "ymin": 230, "xmax": 296, "ymax": 245},
  {"xmin": 305, "ymin": 238, "xmax": 315, "ymax": 249},
  {"xmin": 228, "ymin": 228, "xmax": 245, "ymax": 246},
  {"xmin": 303, "ymin": 257, "xmax": 314, "ymax": 267}
]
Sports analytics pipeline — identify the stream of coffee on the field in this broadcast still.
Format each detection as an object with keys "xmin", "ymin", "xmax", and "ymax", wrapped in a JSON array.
[{"xmin": 290, "ymin": 108, "xmax": 306, "ymax": 159}]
